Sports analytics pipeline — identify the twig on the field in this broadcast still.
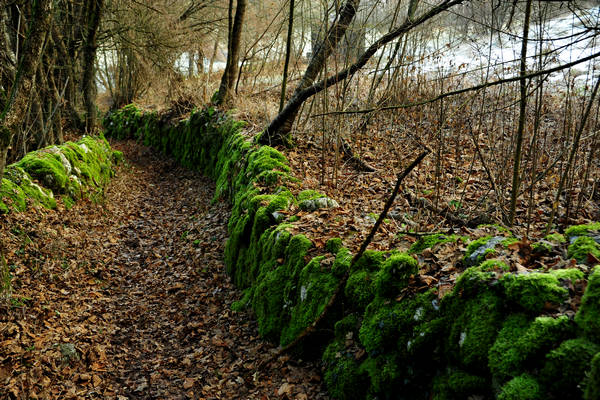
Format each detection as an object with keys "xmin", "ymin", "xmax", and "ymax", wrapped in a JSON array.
[{"xmin": 255, "ymin": 150, "xmax": 429, "ymax": 371}]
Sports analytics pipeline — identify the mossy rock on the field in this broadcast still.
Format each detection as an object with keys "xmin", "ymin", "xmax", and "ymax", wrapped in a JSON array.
[
  {"xmin": 251, "ymin": 234, "xmax": 313, "ymax": 342},
  {"xmin": 549, "ymin": 268, "xmax": 584, "ymax": 282},
  {"xmin": 332, "ymin": 247, "xmax": 352, "ymax": 278},
  {"xmin": 299, "ymin": 196, "xmax": 339, "ymax": 211},
  {"xmin": 575, "ymin": 266, "xmax": 600, "ymax": 342},
  {"xmin": 568, "ymin": 236, "xmax": 600, "ymax": 264},
  {"xmin": 489, "ymin": 314, "xmax": 574, "ymax": 383},
  {"xmin": 323, "ymin": 321, "xmax": 369, "ymax": 400},
  {"xmin": 540, "ymin": 338, "xmax": 600, "ymax": 398},
  {"xmin": 409, "ymin": 233, "xmax": 462, "ymax": 254},
  {"xmin": 452, "ymin": 266, "xmax": 499, "ymax": 296},
  {"xmin": 326, "ymin": 237, "xmax": 343, "ymax": 254},
  {"xmin": 297, "ymin": 189, "xmax": 325, "ymax": 202},
  {"xmin": 373, "ymin": 253, "xmax": 418, "ymax": 298},
  {"xmin": 344, "ymin": 250, "xmax": 386, "ymax": 311},
  {"xmin": 498, "ymin": 374, "xmax": 543, "ymax": 400},
  {"xmin": 431, "ymin": 369, "xmax": 489, "ymax": 400},
  {"xmin": 280, "ymin": 256, "xmax": 340, "ymax": 347},
  {"xmin": 500, "ymin": 272, "xmax": 568, "ymax": 313},
  {"xmin": 480, "ymin": 259, "xmax": 510, "ymax": 272},
  {"xmin": 0, "ymin": 178, "xmax": 27, "ymax": 212},
  {"xmin": 359, "ymin": 354, "xmax": 403, "ymax": 395},
  {"xmin": 359, "ymin": 290, "xmax": 440, "ymax": 359},
  {"xmin": 446, "ymin": 289, "xmax": 504, "ymax": 371},
  {"xmin": 464, "ymin": 236, "xmax": 506, "ymax": 266},
  {"xmin": 585, "ymin": 352, "xmax": 600, "ymax": 400},
  {"xmin": 565, "ymin": 222, "xmax": 600, "ymax": 239}
]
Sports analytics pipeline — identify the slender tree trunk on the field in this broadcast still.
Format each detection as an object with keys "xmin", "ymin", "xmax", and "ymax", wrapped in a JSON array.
[
  {"xmin": 507, "ymin": 0, "xmax": 532, "ymax": 226},
  {"xmin": 0, "ymin": 0, "xmax": 51, "ymax": 181},
  {"xmin": 215, "ymin": 0, "xmax": 247, "ymax": 105},
  {"xmin": 82, "ymin": 0, "xmax": 103, "ymax": 133},
  {"xmin": 279, "ymin": 0, "xmax": 295, "ymax": 112}
]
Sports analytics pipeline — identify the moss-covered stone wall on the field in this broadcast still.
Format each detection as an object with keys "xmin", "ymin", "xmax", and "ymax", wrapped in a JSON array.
[
  {"xmin": 0, "ymin": 136, "xmax": 121, "ymax": 213},
  {"xmin": 104, "ymin": 104, "xmax": 600, "ymax": 400}
]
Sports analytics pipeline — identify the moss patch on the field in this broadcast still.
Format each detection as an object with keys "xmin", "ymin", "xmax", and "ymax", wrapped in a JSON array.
[
  {"xmin": 540, "ymin": 338, "xmax": 600, "ymax": 398},
  {"xmin": 409, "ymin": 234, "xmax": 462, "ymax": 254},
  {"xmin": 575, "ymin": 266, "xmax": 600, "ymax": 342},
  {"xmin": 568, "ymin": 236, "xmax": 600, "ymax": 264},
  {"xmin": 501, "ymin": 272, "xmax": 568, "ymax": 313}
]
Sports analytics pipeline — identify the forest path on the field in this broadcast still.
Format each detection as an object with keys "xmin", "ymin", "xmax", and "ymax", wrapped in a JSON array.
[{"xmin": 0, "ymin": 141, "xmax": 327, "ymax": 400}]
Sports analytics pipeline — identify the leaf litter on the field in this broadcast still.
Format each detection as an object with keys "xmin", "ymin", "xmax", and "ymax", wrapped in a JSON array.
[{"xmin": 0, "ymin": 140, "xmax": 327, "ymax": 400}]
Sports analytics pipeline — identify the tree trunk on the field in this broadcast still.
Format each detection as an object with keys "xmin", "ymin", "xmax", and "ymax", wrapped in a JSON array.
[
  {"xmin": 0, "ymin": 0, "xmax": 51, "ymax": 181},
  {"xmin": 279, "ymin": 0, "xmax": 295, "ymax": 112},
  {"xmin": 82, "ymin": 0, "xmax": 103, "ymax": 133},
  {"xmin": 215, "ymin": 0, "xmax": 247, "ymax": 105},
  {"xmin": 260, "ymin": 0, "xmax": 361, "ymax": 146}
]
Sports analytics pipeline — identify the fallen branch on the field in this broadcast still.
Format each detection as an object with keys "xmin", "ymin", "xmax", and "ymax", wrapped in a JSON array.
[
  {"xmin": 340, "ymin": 137, "xmax": 376, "ymax": 172},
  {"xmin": 256, "ymin": 150, "xmax": 429, "ymax": 371}
]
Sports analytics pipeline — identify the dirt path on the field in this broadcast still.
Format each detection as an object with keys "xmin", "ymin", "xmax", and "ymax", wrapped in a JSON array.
[{"xmin": 0, "ymin": 141, "xmax": 327, "ymax": 400}]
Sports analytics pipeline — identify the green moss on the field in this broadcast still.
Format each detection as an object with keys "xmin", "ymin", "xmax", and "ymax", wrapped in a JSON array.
[
  {"xmin": 332, "ymin": 247, "xmax": 352, "ymax": 277},
  {"xmin": 373, "ymin": 253, "xmax": 418, "ymax": 298},
  {"xmin": 488, "ymin": 313, "xmax": 531, "ymax": 382},
  {"xmin": 409, "ymin": 234, "xmax": 461, "ymax": 254},
  {"xmin": 453, "ymin": 266, "xmax": 499, "ymax": 296},
  {"xmin": 575, "ymin": 266, "xmax": 600, "ymax": 342},
  {"xmin": 447, "ymin": 369, "xmax": 488, "ymax": 398},
  {"xmin": 549, "ymin": 268, "xmax": 584, "ymax": 282},
  {"xmin": 480, "ymin": 259, "xmax": 510, "ymax": 272},
  {"xmin": 565, "ymin": 222, "xmax": 600, "ymax": 238},
  {"xmin": 334, "ymin": 314, "xmax": 360, "ymax": 339},
  {"xmin": 447, "ymin": 290, "xmax": 504, "ymax": 370},
  {"xmin": 584, "ymin": 352, "xmax": 600, "ymax": 400},
  {"xmin": 281, "ymin": 256, "xmax": 340, "ymax": 346},
  {"xmin": 0, "ymin": 178, "xmax": 27, "ymax": 212},
  {"xmin": 323, "ymin": 338, "xmax": 369, "ymax": 400},
  {"xmin": 502, "ymin": 237, "xmax": 519, "ymax": 247},
  {"xmin": 352, "ymin": 250, "xmax": 385, "ymax": 273},
  {"xmin": 112, "ymin": 150, "xmax": 124, "ymax": 164},
  {"xmin": 251, "ymin": 234, "xmax": 313, "ymax": 342},
  {"xmin": 345, "ymin": 269, "xmax": 376, "ymax": 311},
  {"xmin": 531, "ymin": 241, "xmax": 552, "ymax": 253},
  {"xmin": 231, "ymin": 288, "xmax": 252, "ymax": 311},
  {"xmin": 464, "ymin": 236, "xmax": 501, "ymax": 266},
  {"xmin": 478, "ymin": 223, "xmax": 510, "ymax": 233},
  {"xmin": 489, "ymin": 314, "xmax": 574, "ymax": 382},
  {"xmin": 568, "ymin": 236, "xmax": 600, "ymax": 264},
  {"xmin": 16, "ymin": 151, "xmax": 69, "ymax": 192},
  {"xmin": 498, "ymin": 374, "xmax": 542, "ymax": 400},
  {"xmin": 540, "ymin": 338, "xmax": 600, "ymax": 398},
  {"xmin": 359, "ymin": 354, "xmax": 402, "ymax": 394},
  {"xmin": 501, "ymin": 272, "xmax": 568, "ymax": 313},
  {"xmin": 326, "ymin": 238, "xmax": 343, "ymax": 254},
  {"xmin": 545, "ymin": 233, "xmax": 566, "ymax": 243},
  {"xmin": 359, "ymin": 291, "xmax": 439, "ymax": 359},
  {"xmin": 297, "ymin": 189, "xmax": 325, "ymax": 202}
]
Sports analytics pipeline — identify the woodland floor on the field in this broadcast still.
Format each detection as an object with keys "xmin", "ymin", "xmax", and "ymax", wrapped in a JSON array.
[{"xmin": 0, "ymin": 141, "xmax": 327, "ymax": 400}]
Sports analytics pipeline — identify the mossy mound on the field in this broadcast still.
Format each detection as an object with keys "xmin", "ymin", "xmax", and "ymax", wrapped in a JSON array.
[
  {"xmin": 540, "ymin": 338, "xmax": 600, "ymax": 398},
  {"xmin": 464, "ymin": 235, "xmax": 516, "ymax": 267},
  {"xmin": 500, "ymin": 272, "xmax": 569, "ymax": 313},
  {"xmin": 576, "ymin": 266, "xmax": 600, "ymax": 342},
  {"xmin": 409, "ymin": 233, "xmax": 463, "ymax": 254},
  {"xmin": 1, "ymin": 136, "xmax": 117, "ymax": 213}
]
